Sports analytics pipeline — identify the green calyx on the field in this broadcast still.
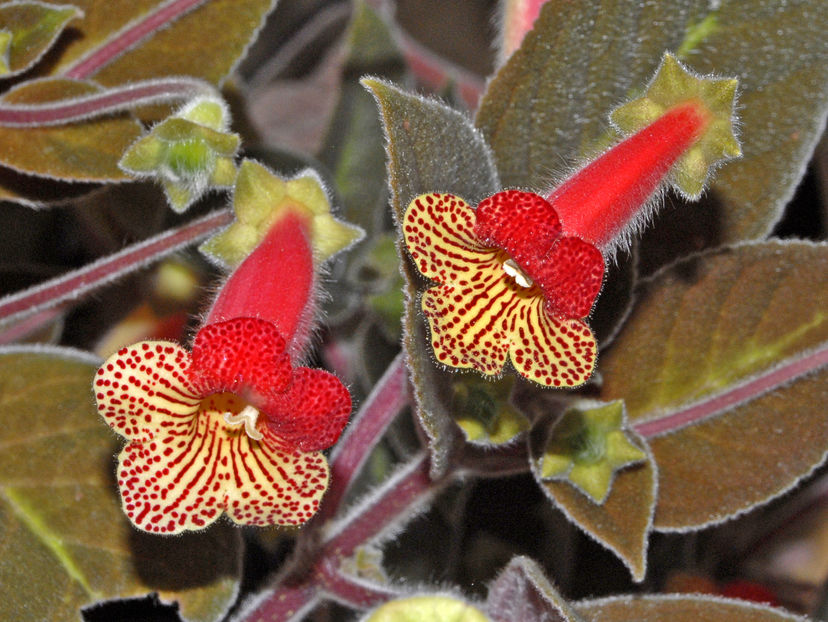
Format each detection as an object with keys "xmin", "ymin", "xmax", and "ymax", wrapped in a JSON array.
[
  {"xmin": 610, "ymin": 52, "xmax": 741, "ymax": 198},
  {"xmin": 119, "ymin": 96, "xmax": 240, "ymax": 212},
  {"xmin": 452, "ymin": 375, "xmax": 528, "ymax": 445},
  {"xmin": 200, "ymin": 159, "xmax": 364, "ymax": 268},
  {"xmin": 540, "ymin": 400, "xmax": 646, "ymax": 504}
]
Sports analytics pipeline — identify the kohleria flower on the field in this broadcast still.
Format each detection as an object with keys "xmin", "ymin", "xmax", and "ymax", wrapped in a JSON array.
[
  {"xmin": 404, "ymin": 53, "xmax": 740, "ymax": 387},
  {"xmin": 404, "ymin": 190, "xmax": 603, "ymax": 388},
  {"xmin": 95, "ymin": 186, "xmax": 354, "ymax": 533}
]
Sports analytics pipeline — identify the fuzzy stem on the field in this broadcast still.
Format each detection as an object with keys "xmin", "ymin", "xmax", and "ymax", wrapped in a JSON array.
[
  {"xmin": 0, "ymin": 78, "xmax": 214, "ymax": 127},
  {"xmin": 62, "ymin": 0, "xmax": 209, "ymax": 79},
  {"xmin": 0, "ymin": 209, "xmax": 232, "ymax": 329},
  {"xmin": 316, "ymin": 558, "xmax": 403, "ymax": 610},
  {"xmin": 321, "ymin": 352, "xmax": 410, "ymax": 519},
  {"xmin": 547, "ymin": 101, "xmax": 709, "ymax": 247}
]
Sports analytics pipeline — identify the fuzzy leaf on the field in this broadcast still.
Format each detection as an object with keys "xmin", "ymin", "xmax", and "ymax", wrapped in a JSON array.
[
  {"xmin": 363, "ymin": 78, "xmax": 499, "ymax": 476},
  {"xmin": 575, "ymin": 594, "xmax": 807, "ymax": 622},
  {"xmin": 600, "ymin": 241, "xmax": 828, "ymax": 530},
  {"xmin": 53, "ymin": 0, "xmax": 274, "ymax": 86},
  {"xmin": 532, "ymin": 410, "xmax": 657, "ymax": 581},
  {"xmin": 476, "ymin": 1, "xmax": 828, "ymax": 250},
  {"xmin": 0, "ymin": 2, "xmax": 81, "ymax": 78},
  {"xmin": 0, "ymin": 347, "xmax": 240, "ymax": 622},
  {"xmin": 486, "ymin": 556, "xmax": 585, "ymax": 622},
  {"xmin": 0, "ymin": 79, "xmax": 142, "ymax": 182}
]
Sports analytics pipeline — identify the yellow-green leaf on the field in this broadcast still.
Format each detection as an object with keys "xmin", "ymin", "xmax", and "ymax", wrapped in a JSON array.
[
  {"xmin": 600, "ymin": 241, "xmax": 828, "ymax": 530},
  {"xmin": 0, "ymin": 347, "xmax": 240, "ymax": 622},
  {"xmin": 575, "ymin": 594, "xmax": 806, "ymax": 622},
  {"xmin": 0, "ymin": 79, "xmax": 142, "ymax": 181},
  {"xmin": 0, "ymin": 2, "xmax": 81, "ymax": 78}
]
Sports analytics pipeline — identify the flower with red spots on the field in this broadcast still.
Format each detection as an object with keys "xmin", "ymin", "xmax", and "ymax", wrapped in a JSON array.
[
  {"xmin": 403, "ymin": 53, "xmax": 741, "ymax": 387},
  {"xmin": 404, "ymin": 190, "xmax": 603, "ymax": 387},
  {"xmin": 94, "ymin": 171, "xmax": 354, "ymax": 534}
]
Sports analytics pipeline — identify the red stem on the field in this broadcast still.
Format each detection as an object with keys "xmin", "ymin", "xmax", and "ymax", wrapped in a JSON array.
[
  {"xmin": 0, "ymin": 209, "xmax": 232, "ymax": 329},
  {"xmin": 633, "ymin": 344, "xmax": 828, "ymax": 438},
  {"xmin": 321, "ymin": 352, "xmax": 410, "ymax": 518},
  {"xmin": 62, "ymin": 0, "xmax": 209, "ymax": 79},
  {"xmin": 0, "ymin": 78, "xmax": 213, "ymax": 127}
]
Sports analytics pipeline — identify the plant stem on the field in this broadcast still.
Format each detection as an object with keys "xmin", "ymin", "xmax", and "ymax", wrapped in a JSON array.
[
  {"xmin": 321, "ymin": 352, "xmax": 410, "ymax": 519},
  {"xmin": 0, "ymin": 209, "xmax": 232, "ymax": 329},
  {"xmin": 0, "ymin": 78, "xmax": 214, "ymax": 127}
]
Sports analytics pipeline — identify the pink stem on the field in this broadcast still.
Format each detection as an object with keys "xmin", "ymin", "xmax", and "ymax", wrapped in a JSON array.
[
  {"xmin": 0, "ymin": 209, "xmax": 232, "ymax": 328},
  {"xmin": 0, "ymin": 307, "xmax": 65, "ymax": 344},
  {"xmin": 634, "ymin": 344, "xmax": 828, "ymax": 438},
  {"xmin": 241, "ymin": 582, "xmax": 319, "ymax": 622},
  {"xmin": 0, "ymin": 78, "xmax": 213, "ymax": 127},
  {"xmin": 321, "ymin": 352, "xmax": 410, "ymax": 518},
  {"xmin": 316, "ymin": 558, "xmax": 402, "ymax": 609},
  {"xmin": 62, "ymin": 0, "xmax": 208, "ymax": 80}
]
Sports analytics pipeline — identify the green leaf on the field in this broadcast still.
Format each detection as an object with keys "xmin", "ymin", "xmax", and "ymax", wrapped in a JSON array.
[
  {"xmin": 486, "ymin": 556, "xmax": 585, "ymax": 622},
  {"xmin": 0, "ymin": 2, "xmax": 81, "ymax": 78},
  {"xmin": 475, "ymin": 1, "xmax": 828, "ymax": 252},
  {"xmin": 0, "ymin": 79, "xmax": 142, "ymax": 182},
  {"xmin": 52, "ymin": 0, "xmax": 275, "ymax": 86},
  {"xmin": 532, "ymin": 409, "xmax": 657, "ymax": 581},
  {"xmin": 364, "ymin": 594, "xmax": 490, "ymax": 622},
  {"xmin": 363, "ymin": 77, "xmax": 499, "ymax": 476},
  {"xmin": 0, "ymin": 347, "xmax": 240, "ymax": 622},
  {"xmin": 575, "ymin": 594, "xmax": 807, "ymax": 622},
  {"xmin": 599, "ymin": 241, "xmax": 828, "ymax": 530}
]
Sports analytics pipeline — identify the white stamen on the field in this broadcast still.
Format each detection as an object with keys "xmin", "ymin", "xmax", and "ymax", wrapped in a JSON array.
[
  {"xmin": 224, "ymin": 404, "xmax": 264, "ymax": 440},
  {"xmin": 503, "ymin": 258, "xmax": 534, "ymax": 288}
]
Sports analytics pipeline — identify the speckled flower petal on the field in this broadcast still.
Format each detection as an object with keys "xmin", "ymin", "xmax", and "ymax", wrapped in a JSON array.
[
  {"xmin": 474, "ymin": 190, "xmax": 562, "ymax": 270},
  {"xmin": 95, "ymin": 341, "xmax": 201, "ymax": 443},
  {"xmin": 420, "ymin": 261, "xmax": 515, "ymax": 376},
  {"xmin": 118, "ymin": 393, "xmax": 330, "ymax": 534},
  {"xmin": 506, "ymin": 296, "xmax": 597, "ymax": 387},
  {"xmin": 404, "ymin": 193, "xmax": 492, "ymax": 284},
  {"xmin": 535, "ymin": 236, "xmax": 605, "ymax": 318},
  {"xmin": 190, "ymin": 317, "xmax": 293, "ymax": 402},
  {"xmin": 264, "ymin": 367, "xmax": 352, "ymax": 453}
]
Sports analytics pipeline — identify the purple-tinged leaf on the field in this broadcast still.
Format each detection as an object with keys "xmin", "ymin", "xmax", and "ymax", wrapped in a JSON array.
[
  {"xmin": 600, "ymin": 241, "xmax": 828, "ymax": 530},
  {"xmin": 486, "ymin": 556, "xmax": 585, "ymax": 622},
  {"xmin": 0, "ymin": 1, "xmax": 81, "ymax": 79},
  {"xmin": 575, "ymin": 593, "xmax": 809, "ymax": 622}
]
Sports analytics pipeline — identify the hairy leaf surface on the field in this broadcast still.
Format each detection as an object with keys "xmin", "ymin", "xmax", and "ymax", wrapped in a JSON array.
[{"xmin": 600, "ymin": 241, "xmax": 828, "ymax": 529}]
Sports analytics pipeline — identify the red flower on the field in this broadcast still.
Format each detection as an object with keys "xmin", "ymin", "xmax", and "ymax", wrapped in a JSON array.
[{"xmin": 404, "ymin": 190, "xmax": 603, "ymax": 387}]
